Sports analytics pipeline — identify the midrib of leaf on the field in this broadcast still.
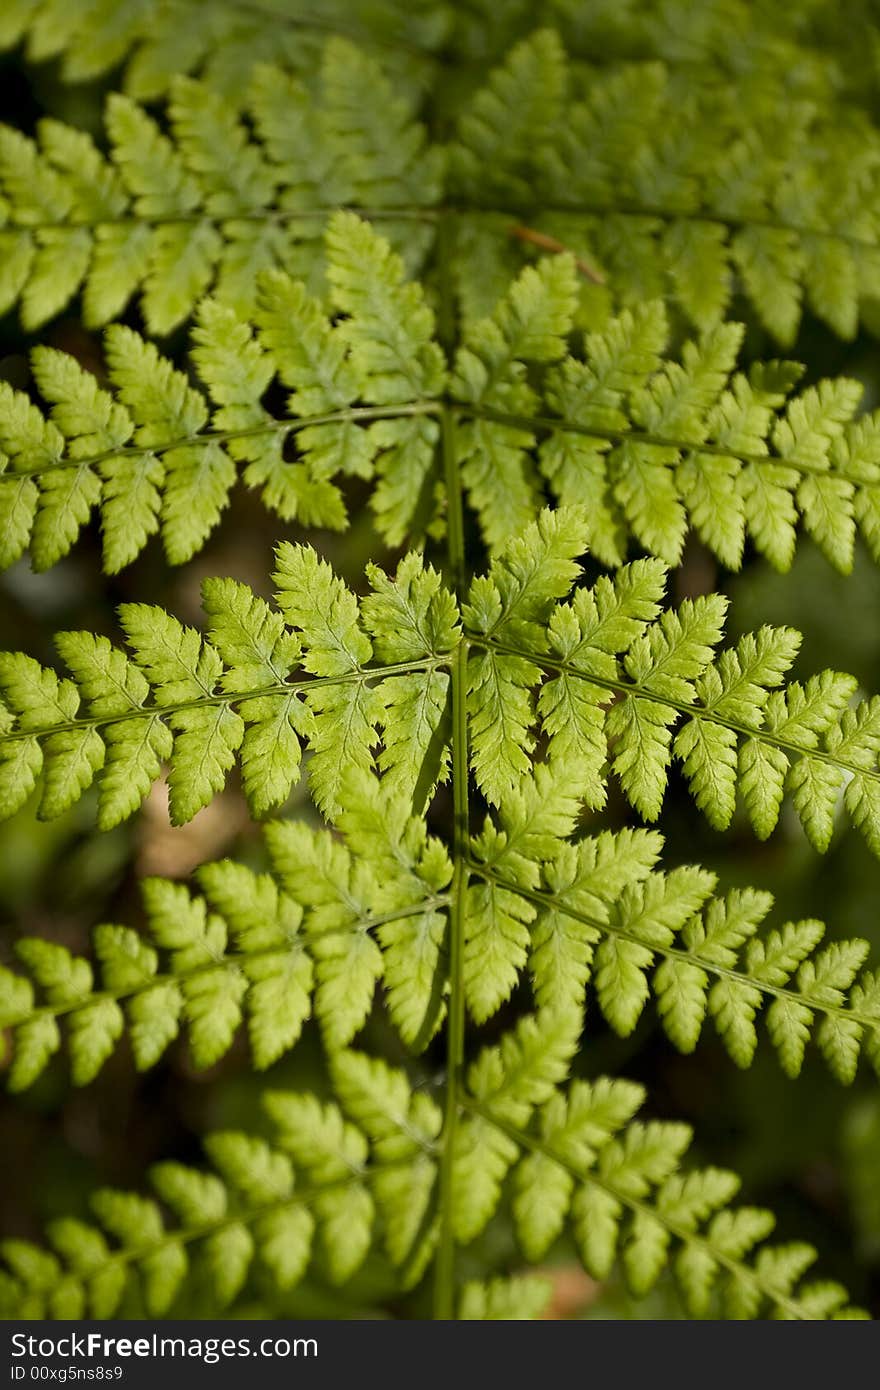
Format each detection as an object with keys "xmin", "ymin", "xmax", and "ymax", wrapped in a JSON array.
[
  {"xmin": 461, "ymin": 404, "xmax": 869, "ymax": 485},
  {"xmin": 0, "ymin": 658, "xmax": 442, "ymax": 747},
  {"xmin": 473, "ymin": 636, "xmax": 880, "ymax": 790},
  {"xmin": 468, "ymin": 862, "xmax": 880, "ymax": 1034},
  {"xmin": 6, "ymin": 403, "xmax": 440, "ymax": 483},
  {"xmin": 11, "ymin": 393, "xmax": 867, "ymax": 496},
  {"xmin": 10, "ymin": 898, "xmax": 447, "ymax": 1030},
  {"xmin": 461, "ymin": 1098, "xmax": 816, "ymax": 1321},
  {"xmin": 37, "ymin": 1156, "xmax": 430, "ymax": 1302},
  {"xmin": 7, "ymin": 206, "xmax": 876, "ymax": 253},
  {"xmin": 456, "ymin": 201, "xmax": 874, "ymax": 251},
  {"xmin": 433, "ymin": 209, "xmax": 469, "ymax": 1321}
]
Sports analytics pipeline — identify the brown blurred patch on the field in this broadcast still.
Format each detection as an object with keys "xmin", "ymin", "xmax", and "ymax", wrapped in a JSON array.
[
  {"xmin": 537, "ymin": 1263, "xmax": 601, "ymax": 1318},
  {"xmin": 135, "ymin": 779, "xmax": 252, "ymax": 879}
]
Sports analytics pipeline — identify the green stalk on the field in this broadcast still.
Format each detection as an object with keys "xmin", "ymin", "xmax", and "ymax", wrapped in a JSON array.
[
  {"xmin": 433, "ymin": 207, "xmax": 470, "ymax": 1313},
  {"xmin": 433, "ymin": 626, "xmax": 469, "ymax": 1319}
]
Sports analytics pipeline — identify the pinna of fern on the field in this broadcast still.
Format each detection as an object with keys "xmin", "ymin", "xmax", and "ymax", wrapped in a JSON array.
[
  {"xmin": 0, "ymin": 1014, "xmax": 869, "ymax": 1320},
  {"xmin": 445, "ymin": 28, "xmax": 880, "ymax": 345},
  {"xmin": 0, "ymin": 211, "xmax": 445, "ymax": 574},
  {"xmin": 2, "ymin": 763, "xmax": 879, "ymax": 1093},
  {"xmin": 35, "ymin": 0, "xmax": 880, "ymax": 102},
  {"xmin": 0, "ymin": 0, "xmax": 449, "ymax": 98},
  {"xmin": 0, "ymin": 39, "xmax": 441, "ymax": 335},
  {"xmin": 0, "ymin": 0, "xmax": 858, "ymax": 101},
  {"xmin": 3, "ymin": 214, "xmax": 880, "ymax": 581},
  {"xmin": 0, "ymin": 28, "xmax": 879, "ymax": 345},
  {"xmin": 0, "ymin": 508, "xmax": 879, "ymax": 857}
]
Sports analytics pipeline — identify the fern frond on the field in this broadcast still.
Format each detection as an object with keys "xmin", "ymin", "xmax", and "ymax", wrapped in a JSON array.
[
  {"xmin": 466, "ymin": 291, "xmax": 879, "ymax": 571},
  {"xmin": 450, "ymin": 1, "xmax": 866, "ymax": 106},
  {"xmin": 456, "ymin": 1015, "xmax": 865, "ymax": 1317},
  {"xmin": 6, "ymin": 214, "xmax": 880, "ymax": 574},
  {"xmin": 0, "ymin": 786, "xmax": 453, "ymax": 1088},
  {"xmin": 2, "ymin": 5, "xmax": 878, "ymax": 1326},
  {"xmin": 1, "ymin": 869, "xmax": 312, "ymax": 1088},
  {"xmin": 0, "ymin": 27, "xmax": 878, "ymax": 344},
  {"xmin": 0, "ymin": 0, "xmax": 864, "ymax": 109},
  {"xmin": 0, "ymin": 0, "xmax": 447, "ymax": 100},
  {"xmin": 6, "ymin": 753, "xmax": 879, "ymax": 1092},
  {"xmin": 0, "ymin": 1058, "xmax": 443, "ymax": 1318},
  {"xmin": 462, "ymin": 507, "xmax": 880, "ymax": 856},
  {"xmin": 468, "ymin": 789, "xmax": 880, "ymax": 1081},
  {"xmin": 4, "ymin": 506, "xmax": 880, "ymax": 851},
  {"xmin": 0, "ymin": 43, "xmax": 440, "ymax": 334},
  {"xmin": 452, "ymin": 253, "xmax": 581, "ymax": 549},
  {"xmin": 448, "ymin": 30, "xmax": 880, "ymax": 345},
  {"xmin": 265, "ymin": 774, "xmax": 453, "ymax": 1050},
  {"xmin": 0, "ymin": 214, "xmax": 445, "ymax": 572},
  {"xmin": 0, "ymin": 544, "xmax": 457, "ymax": 828},
  {"xmin": 1, "ymin": 1038, "xmax": 863, "ymax": 1318},
  {"xmin": 458, "ymin": 1274, "xmax": 553, "ymax": 1320}
]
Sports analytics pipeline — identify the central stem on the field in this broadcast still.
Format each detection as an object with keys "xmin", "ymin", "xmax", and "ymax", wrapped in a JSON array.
[
  {"xmin": 432, "ymin": 202, "xmax": 470, "ymax": 1318},
  {"xmin": 433, "ymin": 629, "xmax": 469, "ymax": 1319},
  {"xmin": 432, "ymin": 281, "xmax": 470, "ymax": 1312}
]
